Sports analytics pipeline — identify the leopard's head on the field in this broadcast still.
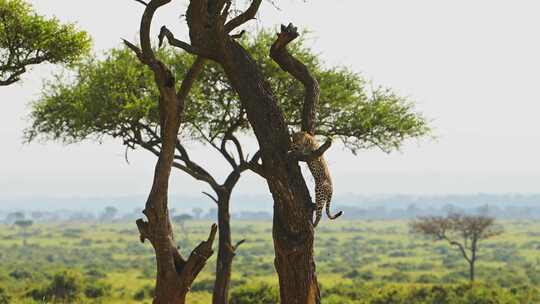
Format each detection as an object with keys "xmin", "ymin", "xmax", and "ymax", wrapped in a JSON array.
[{"xmin": 290, "ymin": 132, "xmax": 316, "ymax": 152}]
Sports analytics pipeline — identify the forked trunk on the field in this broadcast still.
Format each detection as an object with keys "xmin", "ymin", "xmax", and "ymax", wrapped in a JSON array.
[{"xmin": 126, "ymin": 1, "xmax": 216, "ymax": 303}]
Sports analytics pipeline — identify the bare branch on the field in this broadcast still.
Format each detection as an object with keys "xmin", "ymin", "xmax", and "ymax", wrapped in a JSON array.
[
  {"xmin": 139, "ymin": 0, "xmax": 172, "ymax": 63},
  {"xmin": 270, "ymin": 23, "xmax": 319, "ymax": 135},
  {"xmin": 172, "ymin": 160, "xmax": 220, "ymax": 190},
  {"xmin": 132, "ymin": 0, "xmax": 148, "ymax": 7},
  {"xmin": 220, "ymin": 137, "xmax": 239, "ymax": 170},
  {"xmin": 124, "ymin": 145, "xmax": 131, "ymax": 165},
  {"xmin": 224, "ymin": 0, "xmax": 262, "ymax": 33},
  {"xmin": 202, "ymin": 191, "xmax": 219, "ymax": 204},
  {"xmin": 233, "ymin": 239, "xmax": 246, "ymax": 251},
  {"xmin": 159, "ymin": 26, "xmax": 200, "ymax": 55},
  {"xmin": 122, "ymin": 39, "xmax": 146, "ymax": 63},
  {"xmin": 239, "ymin": 150, "xmax": 265, "ymax": 178},
  {"xmin": 136, "ymin": 218, "xmax": 151, "ymax": 243},
  {"xmin": 230, "ymin": 30, "xmax": 245, "ymax": 39},
  {"xmin": 445, "ymin": 237, "xmax": 471, "ymax": 263},
  {"xmin": 176, "ymin": 56, "xmax": 206, "ymax": 100},
  {"xmin": 178, "ymin": 224, "xmax": 217, "ymax": 291}
]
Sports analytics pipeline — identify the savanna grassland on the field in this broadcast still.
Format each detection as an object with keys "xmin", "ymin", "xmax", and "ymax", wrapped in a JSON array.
[{"xmin": 1, "ymin": 220, "xmax": 539, "ymax": 303}]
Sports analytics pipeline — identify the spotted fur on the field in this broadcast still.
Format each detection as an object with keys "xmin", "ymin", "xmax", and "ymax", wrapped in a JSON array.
[{"xmin": 291, "ymin": 132, "xmax": 343, "ymax": 227}]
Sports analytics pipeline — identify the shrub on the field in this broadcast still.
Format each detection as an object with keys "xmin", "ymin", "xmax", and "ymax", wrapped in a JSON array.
[
  {"xmin": 0, "ymin": 288, "xmax": 10, "ymax": 304},
  {"xmin": 27, "ymin": 271, "xmax": 82, "ymax": 302},
  {"xmin": 191, "ymin": 278, "xmax": 214, "ymax": 292},
  {"xmin": 133, "ymin": 285, "xmax": 154, "ymax": 301},
  {"xmin": 416, "ymin": 274, "xmax": 439, "ymax": 284},
  {"xmin": 230, "ymin": 283, "xmax": 279, "ymax": 304},
  {"xmin": 9, "ymin": 269, "xmax": 32, "ymax": 279},
  {"xmin": 84, "ymin": 281, "xmax": 111, "ymax": 299}
]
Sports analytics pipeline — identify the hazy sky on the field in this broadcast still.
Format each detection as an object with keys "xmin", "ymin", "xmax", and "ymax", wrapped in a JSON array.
[{"xmin": 1, "ymin": 0, "xmax": 539, "ymax": 199}]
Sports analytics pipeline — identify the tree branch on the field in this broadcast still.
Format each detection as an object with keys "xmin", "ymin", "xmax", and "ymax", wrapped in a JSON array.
[
  {"xmin": 122, "ymin": 39, "xmax": 146, "ymax": 63},
  {"xmin": 239, "ymin": 150, "xmax": 265, "ymax": 178},
  {"xmin": 444, "ymin": 236, "xmax": 472, "ymax": 264},
  {"xmin": 224, "ymin": 0, "xmax": 262, "ymax": 33},
  {"xmin": 202, "ymin": 191, "xmax": 219, "ymax": 204},
  {"xmin": 178, "ymin": 224, "xmax": 218, "ymax": 290},
  {"xmin": 132, "ymin": 0, "xmax": 148, "ymax": 7},
  {"xmin": 270, "ymin": 23, "xmax": 319, "ymax": 135},
  {"xmin": 220, "ymin": 137, "xmax": 239, "ymax": 170},
  {"xmin": 233, "ymin": 239, "xmax": 246, "ymax": 252},
  {"xmin": 136, "ymin": 218, "xmax": 152, "ymax": 243},
  {"xmin": 159, "ymin": 26, "xmax": 200, "ymax": 55},
  {"xmin": 140, "ymin": 0, "xmax": 172, "ymax": 63},
  {"xmin": 176, "ymin": 56, "xmax": 206, "ymax": 101},
  {"xmin": 172, "ymin": 160, "xmax": 220, "ymax": 190}
]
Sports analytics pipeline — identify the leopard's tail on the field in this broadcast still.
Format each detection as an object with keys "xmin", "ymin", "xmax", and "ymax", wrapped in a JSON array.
[
  {"xmin": 326, "ymin": 201, "xmax": 343, "ymax": 220},
  {"xmin": 313, "ymin": 208, "xmax": 323, "ymax": 227}
]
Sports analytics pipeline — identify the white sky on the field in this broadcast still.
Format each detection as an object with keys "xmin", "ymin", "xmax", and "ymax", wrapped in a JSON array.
[{"xmin": 1, "ymin": 0, "xmax": 539, "ymax": 199}]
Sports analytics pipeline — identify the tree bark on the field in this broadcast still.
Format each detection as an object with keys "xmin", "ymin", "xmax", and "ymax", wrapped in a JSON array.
[
  {"xmin": 212, "ymin": 167, "xmax": 248, "ymax": 304},
  {"xmin": 469, "ymin": 260, "xmax": 475, "ymax": 282},
  {"xmin": 470, "ymin": 239, "xmax": 477, "ymax": 282},
  {"xmin": 213, "ymin": 190, "xmax": 234, "ymax": 304}
]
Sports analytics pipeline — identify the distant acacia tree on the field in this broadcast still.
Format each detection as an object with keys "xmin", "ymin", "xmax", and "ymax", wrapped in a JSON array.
[
  {"xmin": 5, "ymin": 211, "xmax": 24, "ymax": 224},
  {"xmin": 0, "ymin": 0, "xmax": 90, "ymax": 86},
  {"xmin": 14, "ymin": 219, "xmax": 33, "ymax": 245},
  {"xmin": 99, "ymin": 206, "xmax": 118, "ymax": 222},
  {"xmin": 411, "ymin": 213, "xmax": 503, "ymax": 282},
  {"xmin": 13, "ymin": 219, "xmax": 32, "ymax": 229}
]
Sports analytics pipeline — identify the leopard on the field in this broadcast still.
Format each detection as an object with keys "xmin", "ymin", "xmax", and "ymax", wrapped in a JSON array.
[{"xmin": 290, "ymin": 131, "xmax": 343, "ymax": 227}]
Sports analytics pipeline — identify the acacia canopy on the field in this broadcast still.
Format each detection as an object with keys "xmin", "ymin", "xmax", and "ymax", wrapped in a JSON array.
[
  {"xmin": 25, "ymin": 31, "xmax": 428, "ymax": 153},
  {"xmin": 0, "ymin": 0, "xmax": 90, "ymax": 86}
]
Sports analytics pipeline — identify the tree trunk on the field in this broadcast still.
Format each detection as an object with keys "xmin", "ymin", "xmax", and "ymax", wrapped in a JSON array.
[
  {"xmin": 215, "ymin": 34, "xmax": 320, "ymax": 304},
  {"xmin": 213, "ymin": 168, "xmax": 249, "ymax": 304},
  {"xmin": 213, "ymin": 190, "xmax": 234, "ymax": 304},
  {"xmin": 469, "ymin": 238, "xmax": 477, "ymax": 282},
  {"xmin": 469, "ymin": 243, "xmax": 477, "ymax": 282},
  {"xmin": 469, "ymin": 260, "xmax": 475, "ymax": 282},
  {"xmin": 125, "ymin": 1, "xmax": 217, "ymax": 303}
]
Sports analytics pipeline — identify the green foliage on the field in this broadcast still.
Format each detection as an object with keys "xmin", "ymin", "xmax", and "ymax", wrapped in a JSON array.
[
  {"xmin": 0, "ymin": 288, "xmax": 10, "ymax": 304},
  {"xmin": 230, "ymin": 283, "xmax": 279, "ymax": 304},
  {"xmin": 133, "ymin": 284, "xmax": 154, "ymax": 301},
  {"xmin": 26, "ymin": 31, "xmax": 428, "ymax": 154},
  {"xmin": 0, "ymin": 0, "xmax": 91, "ymax": 85},
  {"xmin": 27, "ymin": 271, "xmax": 82, "ymax": 302},
  {"xmin": 83, "ymin": 280, "xmax": 111, "ymax": 299},
  {"xmin": 14, "ymin": 219, "xmax": 33, "ymax": 229},
  {"xmin": 324, "ymin": 283, "xmax": 537, "ymax": 304}
]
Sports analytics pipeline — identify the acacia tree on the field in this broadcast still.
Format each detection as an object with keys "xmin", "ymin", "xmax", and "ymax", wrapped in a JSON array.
[
  {"xmin": 164, "ymin": 1, "xmax": 424, "ymax": 301},
  {"xmin": 120, "ymin": 2, "xmax": 218, "ymax": 303},
  {"xmin": 411, "ymin": 213, "xmax": 503, "ymax": 282},
  {"xmin": 26, "ymin": 29, "xmax": 428, "ymax": 303},
  {"xmin": 0, "ymin": 0, "xmax": 90, "ymax": 86}
]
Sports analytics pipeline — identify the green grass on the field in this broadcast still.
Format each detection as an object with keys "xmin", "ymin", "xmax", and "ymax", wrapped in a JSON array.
[{"xmin": 0, "ymin": 220, "xmax": 539, "ymax": 303}]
